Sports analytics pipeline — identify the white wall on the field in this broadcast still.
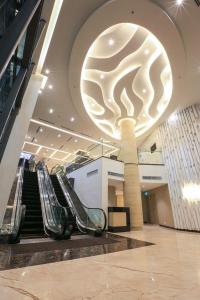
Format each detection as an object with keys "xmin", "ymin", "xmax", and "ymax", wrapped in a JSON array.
[
  {"xmin": 0, "ymin": 74, "xmax": 44, "ymax": 226},
  {"xmin": 139, "ymin": 164, "xmax": 168, "ymax": 184},
  {"xmin": 68, "ymin": 157, "xmax": 124, "ymax": 214},
  {"xmin": 68, "ymin": 159, "xmax": 103, "ymax": 209}
]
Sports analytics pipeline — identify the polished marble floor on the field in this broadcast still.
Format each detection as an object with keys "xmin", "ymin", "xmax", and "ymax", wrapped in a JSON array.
[
  {"xmin": 0, "ymin": 233, "xmax": 152, "ymax": 270},
  {"xmin": 0, "ymin": 225, "xmax": 199, "ymax": 299}
]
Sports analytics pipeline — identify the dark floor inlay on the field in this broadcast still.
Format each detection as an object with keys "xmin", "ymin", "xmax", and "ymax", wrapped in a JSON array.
[{"xmin": 0, "ymin": 233, "xmax": 153, "ymax": 271}]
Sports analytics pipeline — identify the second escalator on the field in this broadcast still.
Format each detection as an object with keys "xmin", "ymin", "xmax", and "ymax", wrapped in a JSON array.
[{"xmin": 20, "ymin": 170, "xmax": 44, "ymax": 237}]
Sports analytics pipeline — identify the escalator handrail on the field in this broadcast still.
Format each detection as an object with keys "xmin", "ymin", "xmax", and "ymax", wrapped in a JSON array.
[
  {"xmin": 37, "ymin": 162, "xmax": 69, "ymax": 238},
  {"xmin": 57, "ymin": 173, "xmax": 107, "ymax": 232},
  {"xmin": 10, "ymin": 158, "xmax": 25, "ymax": 240}
]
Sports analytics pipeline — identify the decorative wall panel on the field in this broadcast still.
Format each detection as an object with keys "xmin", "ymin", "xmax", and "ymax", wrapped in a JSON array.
[{"xmin": 159, "ymin": 104, "xmax": 200, "ymax": 231}]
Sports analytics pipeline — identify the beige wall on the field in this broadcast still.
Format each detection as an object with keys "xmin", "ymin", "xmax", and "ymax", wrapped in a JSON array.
[{"xmin": 142, "ymin": 185, "xmax": 174, "ymax": 227}]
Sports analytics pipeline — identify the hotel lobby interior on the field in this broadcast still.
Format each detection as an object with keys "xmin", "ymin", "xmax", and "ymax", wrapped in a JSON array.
[{"xmin": 0, "ymin": 0, "xmax": 200, "ymax": 299}]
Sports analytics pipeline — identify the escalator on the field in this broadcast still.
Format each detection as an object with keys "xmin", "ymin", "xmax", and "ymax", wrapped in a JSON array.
[
  {"xmin": 0, "ymin": 159, "xmax": 72, "ymax": 243},
  {"xmin": 50, "ymin": 175, "xmax": 77, "ymax": 231},
  {"xmin": 51, "ymin": 173, "xmax": 107, "ymax": 236},
  {"xmin": 36, "ymin": 162, "xmax": 72, "ymax": 240},
  {"xmin": 0, "ymin": 159, "xmax": 26, "ymax": 243},
  {"xmin": 20, "ymin": 171, "xmax": 44, "ymax": 237}
]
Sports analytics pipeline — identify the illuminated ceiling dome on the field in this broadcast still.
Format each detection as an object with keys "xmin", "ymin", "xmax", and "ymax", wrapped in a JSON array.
[{"xmin": 81, "ymin": 23, "xmax": 173, "ymax": 139}]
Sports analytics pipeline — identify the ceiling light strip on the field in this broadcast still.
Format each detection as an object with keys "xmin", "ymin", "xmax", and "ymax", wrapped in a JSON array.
[
  {"xmin": 36, "ymin": 0, "xmax": 64, "ymax": 74},
  {"xmin": 24, "ymin": 141, "xmax": 70, "ymax": 155},
  {"xmin": 30, "ymin": 119, "xmax": 118, "ymax": 150}
]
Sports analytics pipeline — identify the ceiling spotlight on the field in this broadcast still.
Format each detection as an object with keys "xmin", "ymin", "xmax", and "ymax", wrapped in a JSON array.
[
  {"xmin": 57, "ymin": 134, "xmax": 61, "ymax": 138},
  {"xmin": 39, "ymin": 127, "xmax": 43, "ymax": 132},
  {"xmin": 34, "ymin": 139, "xmax": 38, "ymax": 143},
  {"xmin": 144, "ymin": 49, "xmax": 149, "ymax": 55},
  {"xmin": 70, "ymin": 117, "xmax": 75, "ymax": 122},
  {"xmin": 142, "ymin": 89, "xmax": 146, "ymax": 94},
  {"xmin": 38, "ymin": 90, "xmax": 42, "ymax": 94},
  {"xmin": 49, "ymin": 108, "xmax": 54, "ymax": 114},
  {"xmin": 74, "ymin": 139, "xmax": 78, "ymax": 143},
  {"xmin": 48, "ymin": 84, "xmax": 53, "ymax": 89},
  {"xmin": 108, "ymin": 39, "xmax": 114, "ymax": 46},
  {"xmin": 100, "ymin": 74, "xmax": 104, "ymax": 79},
  {"xmin": 45, "ymin": 69, "xmax": 50, "ymax": 74}
]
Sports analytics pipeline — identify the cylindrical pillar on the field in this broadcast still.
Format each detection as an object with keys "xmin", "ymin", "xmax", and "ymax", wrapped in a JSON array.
[{"xmin": 119, "ymin": 118, "xmax": 143, "ymax": 229}]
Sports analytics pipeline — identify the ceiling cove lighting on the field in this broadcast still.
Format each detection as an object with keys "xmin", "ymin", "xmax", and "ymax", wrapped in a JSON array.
[
  {"xmin": 80, "ymin": 23, "xmax": 173, "ymax": 139},
  {"xmin": 24, "ymin": 142, "xmax": 70, "ymax": 155},
  {"xmin": 30, "ymin": 119, "xmax": 118, "ymax": 150},
  {"xmin": 23, "ymin": 150, "xmax": 71, "ymax": 163},
  {"xmin": 36, "ymin": 0, "xmax": 64, "ymax": 74}
]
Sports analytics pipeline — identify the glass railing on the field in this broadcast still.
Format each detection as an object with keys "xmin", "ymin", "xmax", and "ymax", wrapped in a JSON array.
[
  {"xmin": 57, "ymin": 173, "xmax": 107, "ymax": 236},
  {"xmin": 137, "ymin": 150, "xmax": 164, "ymax": 165},
  {"xmin": 0, "ymin": 158, "xmax": 25, "ymax": 243},
  {"xmin": 0, "ymin": 0, "xmax": 26, "ymax": 37},
  {"xmin": 65, "ymin": 142, "xmax": 120, "ymax": 174},
  {"xmin": 37, "ymin": 162, "xmax": 71, "ymax": 239}
]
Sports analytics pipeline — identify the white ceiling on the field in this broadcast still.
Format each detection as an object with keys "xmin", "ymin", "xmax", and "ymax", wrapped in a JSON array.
[{"xmin": 23, "ymin": 0, "xmax": 200, "ymax": 165}]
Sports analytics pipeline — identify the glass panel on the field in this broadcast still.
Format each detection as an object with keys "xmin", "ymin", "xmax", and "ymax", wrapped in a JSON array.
[
  {"xmin": 58, "ymin": 174, "xmax": 106, "ymax": 233},
  {"xmin": 137, "ymin": 150, "xmax": 164, "ymax": 165},
  {"xmin": 37, "ymin": 162, "xmax": 68, "ymax": 238}
]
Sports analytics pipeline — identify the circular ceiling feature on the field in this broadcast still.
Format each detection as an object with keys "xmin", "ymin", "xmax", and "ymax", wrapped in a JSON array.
[{"xmin": 80, "ymin": 23, "xmax": 173, "ymax": 139}]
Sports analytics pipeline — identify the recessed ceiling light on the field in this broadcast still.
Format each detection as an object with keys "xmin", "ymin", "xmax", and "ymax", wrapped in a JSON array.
[
  {"xmin": 45, "ymin": 69, "xmax": 50, "ymax": 74},
  {"xmin": 74, "ymin": 139, "xmax": 78, "ymax": 143},
  {"xmin": 108, "ymin": 39, "xmax": 114, "ymax": 46},
  {"xmin": 57, "ymin": 134, "xmax": 61, "ymax": 138},
  {"xmin": 48, "ymin": 84, "xmax": 53, "ymax": 89},
  {"xmin": 49, "ymin": 108, "xmax": 54, "ymax": 114},
  {"xmin": 142, "ymin": 89, "xmax": 146, "ymax": 94},
  {"xmin": 39, "ymin": 127, "xmax": 43, "ymax": 132},
  {"xmin": 100, "ymin": 74, "xmax": 104, "ymax": 79},
  {"xmin": 34, "ymin": 139, "xmax": 38, "ymax": 143},
  {"xmin": 70, "ymin": 117, "xmax": 75, "ymax": 122},
  {"xmin": 144, "ymin": 49, "xmax": 149, "ymax": 55},
  {"xmin": 38, "ymin": 90, "xmax": 42, "ymax": 94}
]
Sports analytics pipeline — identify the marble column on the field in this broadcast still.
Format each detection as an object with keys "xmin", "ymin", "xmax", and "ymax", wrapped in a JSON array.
[{"xmin": 119, "ymin": 118, "xmax": 143, "ymax": 229}]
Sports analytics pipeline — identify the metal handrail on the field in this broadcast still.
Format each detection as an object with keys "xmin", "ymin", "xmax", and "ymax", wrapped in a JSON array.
[
  {"xmin": 36, "ymin": 161, "xmax": 69, "ymax": 238},
  {"xmin": 0, "ymin": 158, "xmax": 25, "ymax": 242},
  {"xmin": 57, "ymin": 174, "xmax": 107, "ymax": 233}
]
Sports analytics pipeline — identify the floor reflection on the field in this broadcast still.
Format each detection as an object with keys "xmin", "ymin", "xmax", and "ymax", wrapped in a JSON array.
[{"xmin": 0, "ymin": 233, "xmax": 153, "ymax": 271}]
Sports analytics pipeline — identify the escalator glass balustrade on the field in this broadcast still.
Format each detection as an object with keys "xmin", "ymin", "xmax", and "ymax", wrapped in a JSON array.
[
  {"xmin": 36, "ymin": 162, "xmax": 72, "ymax": 239},
  {"xmin": 56, "ymin": 173, "xmax": 107, "ymax": 236}
]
